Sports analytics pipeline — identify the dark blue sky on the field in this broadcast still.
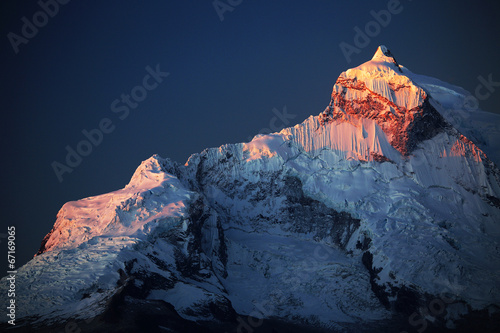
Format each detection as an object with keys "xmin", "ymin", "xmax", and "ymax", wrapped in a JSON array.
[{"xmin": 1, "ymin": 0, "xmax": 500, "ymax": 272}]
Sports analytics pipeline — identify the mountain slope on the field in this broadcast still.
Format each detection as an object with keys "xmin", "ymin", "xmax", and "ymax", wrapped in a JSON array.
[{"xmin": 2, "ymin": 46, "xmax": 500, "ymax": 332}]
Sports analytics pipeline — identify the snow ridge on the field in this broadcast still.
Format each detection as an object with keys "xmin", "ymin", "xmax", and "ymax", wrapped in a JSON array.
[{"xmin": 2, "ymin": 46, "xmax": 500, "ymax": 331}]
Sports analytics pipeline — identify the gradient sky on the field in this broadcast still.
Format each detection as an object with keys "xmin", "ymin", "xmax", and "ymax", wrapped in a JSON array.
[{"xmin": 1, "ymin": 0, "xmax": 500, "ymax": 272}]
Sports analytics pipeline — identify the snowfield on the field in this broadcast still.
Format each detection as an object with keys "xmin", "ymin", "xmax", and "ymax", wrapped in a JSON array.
[{"xmin": 2, "ymin": 46, "xmax": 500, "ymax": 332}]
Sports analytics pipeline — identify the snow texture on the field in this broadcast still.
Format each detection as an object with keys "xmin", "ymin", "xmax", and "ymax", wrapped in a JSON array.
[{"xmin": 2, "ymin": 46, "xmax": 500, "ymax": 330}]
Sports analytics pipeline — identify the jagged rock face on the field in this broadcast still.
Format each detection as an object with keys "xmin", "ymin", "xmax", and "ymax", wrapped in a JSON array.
[
  {"xmin": 321, "ymin": 49, "xmax": 448, "ymax": 156},
  {"xmin": 3, "ymin": 46, "xmax": 500, "ymax": 333},
  {"xmin": 192, "ymin": 149, "xmax": 361, "ymax": 248}
]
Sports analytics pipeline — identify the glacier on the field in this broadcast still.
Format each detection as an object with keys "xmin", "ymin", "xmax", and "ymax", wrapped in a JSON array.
[{"xmin": 2, "ymin": 46, "xmax": 500, "ymax": 332}]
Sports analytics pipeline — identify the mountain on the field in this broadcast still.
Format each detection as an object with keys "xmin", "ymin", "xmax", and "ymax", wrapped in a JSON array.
[{"xmin": 2, "ymin": 46, "xmax": 500, "ymax": 332}]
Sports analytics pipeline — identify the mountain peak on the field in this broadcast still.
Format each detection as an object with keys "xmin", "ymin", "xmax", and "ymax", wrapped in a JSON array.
[
  {"xmin": 372, "ymin": 45, "xmax": 391, "ymax": 60},
  {"xmin": 321, "ymin": 45, "xmax": 449, "ymax": 156},
  {"xmin": 371, "ymin": 45, "xmax": 402, "ymax": 72},
  {"xmin": 6, "ymin": 44, "xmax": 500, "ymax": 333}
]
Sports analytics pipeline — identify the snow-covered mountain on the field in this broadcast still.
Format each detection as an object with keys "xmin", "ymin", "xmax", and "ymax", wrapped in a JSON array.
[{"xmin": 3, "ymin": 46, "xmax": 500, "ymax": 332}]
